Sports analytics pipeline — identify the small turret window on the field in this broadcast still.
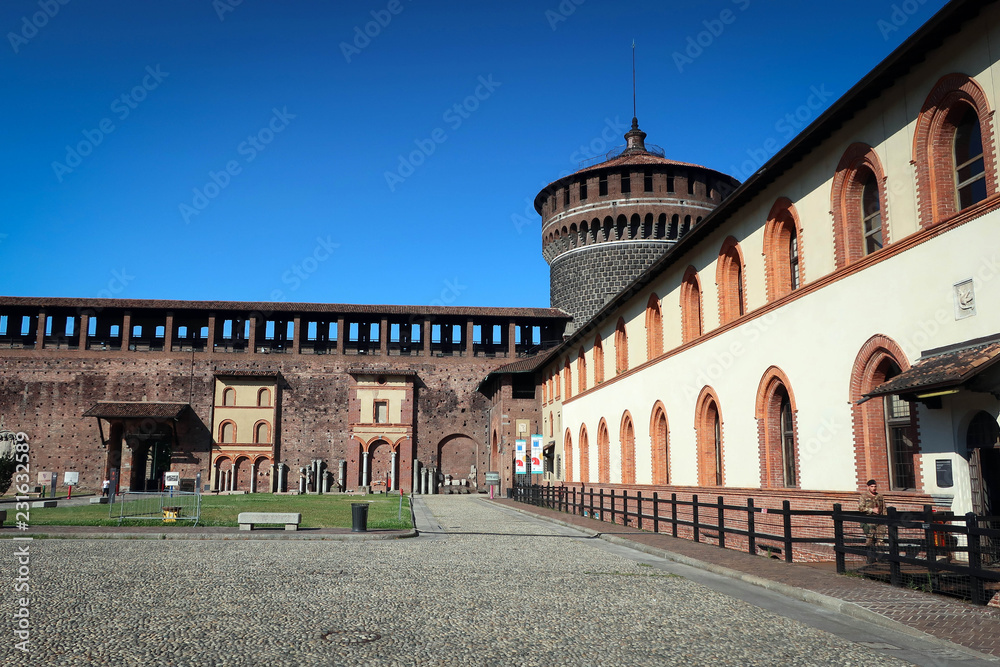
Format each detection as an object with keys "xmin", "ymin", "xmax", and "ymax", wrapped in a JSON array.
[
  {"xmin": 621, "ymin": 171, "xmax": 631, "ymax": 194},
  {"xmin": 667, "ymin": 172, "xmax": 674, "ymax": 193},
  {"xmin": 599, "ymin": 174, "xmax": 608, "ymax": 196},
  {"xmin": 644, "ymin": 170, "xmax": 653, "ymax": 192},
  {"xmin": 579, "ymin": 180, "xmax": 588, "ymax": 200},
  {"xmin": 563, "ymin": 187, "xmax": 570, "ymax": 207}
]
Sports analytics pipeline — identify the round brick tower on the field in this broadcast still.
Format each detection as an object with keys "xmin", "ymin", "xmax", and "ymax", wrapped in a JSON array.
[{"xmin": 537, "ymin": 118, "xmax": 740, "ymax": 329}]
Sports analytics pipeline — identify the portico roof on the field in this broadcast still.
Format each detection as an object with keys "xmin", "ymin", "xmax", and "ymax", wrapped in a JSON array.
[
  {"xmin": 866, "ymin": 336, "xmax": 1000, "ymax": 400},
  {"xmin": 83, "ymin": 402, "xmax": 190, "ymax": 419}
]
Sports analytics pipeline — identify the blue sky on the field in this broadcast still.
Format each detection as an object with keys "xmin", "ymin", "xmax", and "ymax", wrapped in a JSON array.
[{"xmin": 0, "ymin": 0, "xmax": 949, "ymax": 308}]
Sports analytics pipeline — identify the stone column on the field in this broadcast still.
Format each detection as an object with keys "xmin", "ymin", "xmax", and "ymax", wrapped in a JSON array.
[
  {"xmin": 412, "ymin": 460, "xmax": 420, "ymax": 495},
  {"xmin": 339, "ymin": 460, "xmax": 346, "ymax": 492},
  {"xmin": 361, "ymin": 450, "xmax": 369, "ymax": 488},
  {"xmin": 390, "ymin": 451, "xmax": 397, "ymax": 491}
]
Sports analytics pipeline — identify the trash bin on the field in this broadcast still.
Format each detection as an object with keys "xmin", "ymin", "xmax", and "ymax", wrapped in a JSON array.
[
  {"xmin": 351, "ymin": 503, "xmax": 369, "ymax": 532},
  {"xmin": 506, "ymin": 488, "xmax": 513, "ymax": 499}
]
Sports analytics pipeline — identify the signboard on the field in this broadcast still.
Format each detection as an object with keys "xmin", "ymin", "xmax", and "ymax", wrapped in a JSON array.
[
  {"xmin": 63, "ymin": 471, "xmax": 79, "ymax": 486},
  {"xmin": 514, "ymin": 439, "xmax": 527, "ymax": 474},
  {"xmin": 164, "ymin": 472, "xmax": 180, "ymax": 488},
  {"xmin": 530, "ymin": 434, "xmax": 543, "ymax": 474},
  {"xmin": 484, "ymin": 471, "xmax": 500, "ymax": 486},
  {"xmin": 37, "ymin": 471, "xmax": 53, "ymax": 485},
  {"xmin": 935, "ymin": 459, "xmax": 953, "ymax": 488}
]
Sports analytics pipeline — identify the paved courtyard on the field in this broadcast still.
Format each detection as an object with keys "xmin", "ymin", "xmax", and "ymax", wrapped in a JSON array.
[{"xmin": 0, "ymin": 496, "xmax": 968, "ymax": 666}]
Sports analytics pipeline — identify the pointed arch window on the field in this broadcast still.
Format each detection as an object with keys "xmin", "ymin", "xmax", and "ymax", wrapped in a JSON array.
[
  {"xmin": 579, "ymin": 425, "xmax": 590, "ymax": 484},
  {"xmin": 597, "ymin": 420, "xmax": 610, "ymax": 483},
  {"xmin": 696, "ymin": 389, "xmax": 723, "ymax": 487},
  {"xmin": 563, "ymin": 430, "xmax": 574, "ymax": 483},
  {"xmin": 680, "ymin": 267, "xmax": 703, "ymax": 342},
  {"xmin": 650, "ymin": 403, "xmax": 669, "ymax": 485},
  {"xmin": 620, "ymin": 412, "xmax": 635, "ymax": 484},
  {"xmin": 955, "ymin": 106, "xmax": 987, "ymax": 209},
  {"xmin": 862, "ymin": 173, "xmax": 883, "ymax": 255},
  {"xmin": 717, "ymin": 237, "xmax": 746, "ymax": 324},
  {"xmin": 577, "ymin": 348, "xmax": 586, "ymax": 394},
  {"xmin": 614, "ymin": 318, "xmax": 628, "ymax": 374},
  {"xmin": 645, "ymin": 294, "xmax": 662, "ymax": 360},
  {"xmin": 764, "ymin": 198, "xmax": 804, "ymax": 299},
  {"xmin": 594, "ymin": 335, "xmax": 604, "ymax": 385},
  {"xmin": 563, "ymin": 358, "xmax": 572, "ymax": 400}
]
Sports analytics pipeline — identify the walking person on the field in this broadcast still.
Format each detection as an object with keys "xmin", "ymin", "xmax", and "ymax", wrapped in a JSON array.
[{"xmin": 859, "ymin": 479, "xmax": 885, "ymax": 563}]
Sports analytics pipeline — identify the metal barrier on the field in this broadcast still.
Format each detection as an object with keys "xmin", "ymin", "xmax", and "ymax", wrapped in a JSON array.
[{"xmin": 111, "ymin": 490, "xmax": 201, "ymax": 526}]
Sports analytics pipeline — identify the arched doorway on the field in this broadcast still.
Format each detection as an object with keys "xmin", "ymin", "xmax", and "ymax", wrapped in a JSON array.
[
  {"xmin": 369, "ymin": 440, "xmax": 393, "ymax": 491},
  {"xmin": 967, "ymin": 411, "xmax": 1000, "ymax": 517},
  {"xmin": 437, "ymin": 434, "xmax": 478, "ymax": 490},
  {"xmin": 125, "ymin": 423, "xmax": 172, "ymax": 491}
]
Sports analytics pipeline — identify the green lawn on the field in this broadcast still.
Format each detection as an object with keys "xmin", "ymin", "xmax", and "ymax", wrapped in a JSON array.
[{"xmin": 18, "ymin": 493, "xmax": 412, "ymax": 530}]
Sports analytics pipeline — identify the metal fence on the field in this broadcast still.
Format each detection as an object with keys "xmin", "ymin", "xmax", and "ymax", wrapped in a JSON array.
[
  {"xmin": 514, "ymin": 483, "xmax": 1000, "ymax": 605},
  {"xmin": 111, "ymin": 490, "xmax": 201, "ymax": 526}
]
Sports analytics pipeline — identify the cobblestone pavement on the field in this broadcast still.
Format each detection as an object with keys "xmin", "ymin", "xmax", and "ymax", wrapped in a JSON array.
[
  {"xmin": 493, "ymin": 497, "xmax": 1000, "ymax": 660},
  {"xmin": 0, "ymin": 496, "xmax": 947, "ymax": 666}
]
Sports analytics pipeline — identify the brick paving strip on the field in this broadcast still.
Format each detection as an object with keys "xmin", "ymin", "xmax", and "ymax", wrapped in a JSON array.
[
  {"xmin": 493, "ymin": 498, "xmax": 1000, "ymax": 659},
  {"xmin": 5, "ymin": 524, "xmax": 416, "ymax": 541}
]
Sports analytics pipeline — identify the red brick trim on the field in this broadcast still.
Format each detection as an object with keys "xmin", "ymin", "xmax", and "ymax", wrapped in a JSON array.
[
  {"xmin": 218, "ymin": 419, "xmax": 236, "ymax": 443},
  {"xmin": 848, "ymin": 334, "xmax": 923, "ymax": 491},
  {"xmin": 251, "ymin": 419, "xmax": 271, "ymax": 444},
  {"xmin": 564, "ymin": 428, "xmax": 574, "ymax": 483},
  {"xmin": 579, "ymin": 424, "xmax": 590, "ymax": 483},
  {"xmin": 614, "ymin": 317, "xmax": 628, "ymax": 374},
  {"xmin": 650, "ymin": 400, "xmax": 670, "ymax": 485},
  {"xmin": 695, "ymin": 386, "xmax": 725, "ymax": 487},
  {"xmin": 577, "ymin": 347, "xmax": 587, "ymax": 394},
  {"xmin": 912, "ymin": 73, "xmax": 997, "ymax": 229},
  {"xmin": 716, "ymin": 236, "xmax": 746, "ymax": 324},
  {"xmin": 597, "ymin": 418, "xmax": 610, "ymax": 483},
  {"xmin": 593, "ymin": 335, "xmax": 605, "ymax": 385},
  {"xmin": 680, "ymin": 266, "xmax": 703, "ymax": 343},
  {"xmin": 754, "ymin": 366, "xmax": 800, "ymax": 489},
  {"xmin": 645, "ymin": 293, "xmax": 663, "ymax": 361},
  {"xmin": 620, "ymin": 410, "xmax": 635, "ymax": 484},
  {"xmin": 830, "ymin": 144, "xmax": 890, "ymax": 269},
  {"xmin": 764, "ymin": 197, "xmax": 806, "ymax": 299},
  {"xmin": 563, "ymin": 357, "xmax": 572, "ymax": 400}
]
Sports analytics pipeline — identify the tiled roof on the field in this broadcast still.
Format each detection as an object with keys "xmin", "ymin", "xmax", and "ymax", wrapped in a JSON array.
[
  {"xmin": 489, "ymin": 347, "xmax": 560, "ymax": 375},
  {"xmin": 82, "ymin": 402, "xmax": 189, "ymax": 419},
  {"xmin": 571, "ymin": 152, "xmax": 703, "ymax": 177},
  {"xmin": 0, "ymin": 296, "xmax": 570, "ymax": 320},
  {"xmin": 868, "ymin": 339, "xmax": 1000, "ymax": 398}
]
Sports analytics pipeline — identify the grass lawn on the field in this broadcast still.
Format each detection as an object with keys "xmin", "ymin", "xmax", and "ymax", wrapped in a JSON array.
[{"xmin": 16, "ymin": 493, "xmax": 412, "ymax": 530}]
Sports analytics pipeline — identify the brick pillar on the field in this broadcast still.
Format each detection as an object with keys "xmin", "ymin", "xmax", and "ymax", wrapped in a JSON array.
[
  {"xmin": 206, "ymin": 314, "xmax": 216, "ymax": 354},
  {"xmin": 35, "ymin": 309, "xmax": 46, "ymax": 349},
  {"xmin": 121, "ymin": 312, "xmax": 131, "ymax": 351},
  {"xmin": 380, "ymin": 317, "xmax": 388, "ymax": 356},
  {"xmin": 247, "ymin": 314, "xmax": 257, "ymax": 354},
  {"xmin": 78, "ymin": 313, "xmax": 89, "ymax": 350},
  {"xmin": 508, "ymin": 321, "xmax": 516, "ymax": 357},
  {"xmin": 465, "ymin": 319, "xmax": 474, "ymax": 357},
  {"xmin": 292, "ymin": 315, "xmax": 301, "ymax": 354},
  {"xmin": 164, "ymin": 312, "xmax": 174, "ymax": 352},
  {"xmin": 423, "ymin": 318, "xmax": 432, "ymax": 356}
]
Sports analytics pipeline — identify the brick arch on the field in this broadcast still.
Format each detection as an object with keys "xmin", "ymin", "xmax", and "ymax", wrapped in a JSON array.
[
  {"xmin": 912, "ymin": 73, "xmax": 997, "ymax": 228},
  {"xmin": 563, "ymin": 357, "xmax": 572, "ymax": 400},
  {"xmin": 695, "ymin": 386, "xmax": 724, "ymax": 487},
  {"xmin": 593, "ymin": 335, "xmax": 605, "ymax": 385},
  {"xmin": 650, "ymin": 400, "xmax": 670, "ymax": 485},
  {"xmin": 754, "ymin": 366, "xmax": 800, "ymax": 488},
  {"xmin": 563, "ymin": 428, "xmax": 574, "ymax": 483},
  {"xmin": 645, "ymin": 293, "xmax": 663, "ymax": 360},
  {"xmin": 597, "ymin": 418, "xmax": 610, "ymax": 484},
  {"xmin": 222, "ymin": 387, "xmax": 236, "ymax": 406},
  {"xmin": 620, "ymin": 410, "xmax": 635, "ymax": 484},
  {"xmin": 252, "ymin": 455, "xmax": 272, "ymax": 493},
  {"xmin": 219, "ymin": 420, "xmax": 236, "ymax": 444},
  {"xmin": 252, "ymin": 419, "xmax": 271, "ymax": 444},
  {"xmin": 576, "ymin": 347, "xmax": 587, "ymax": 394},
  {"xmin": 764, "ymin": 197, "xmax": 806, "ymax": 300},
  {"xmin": 830, "ymin": 144, "xmax": 889, "ymax": 269},
  {"xmin": 614, "ymin": 317, "xmax": 628, "ymax": 374},
  {"xmin": 257, "ymin": 387, "xmax": 271, "ymax": 407},
  {"xmin": 716, "ymin": 236, "xmax": 746, "ymax": 324},
  {"xmin": 849, "ymin": 334, "xmax": 922, "ymax": 490},
  {"xmin": 578, "ymin": 424, "xmax": 590, "ymax": 483},
  {"xmin": 680, "ymin": 266, "xmax": 703, "ymax": 342}
]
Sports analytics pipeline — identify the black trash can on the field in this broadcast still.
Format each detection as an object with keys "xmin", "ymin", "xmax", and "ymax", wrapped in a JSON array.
[{"xmin": 351, "ymin": 503, "xmax": 369, "ymax": 532}]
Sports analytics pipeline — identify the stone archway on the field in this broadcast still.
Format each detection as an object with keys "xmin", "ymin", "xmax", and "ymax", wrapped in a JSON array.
[
  {"xmin": 369, "ymin": 440, "xmax": 393, "ymax": 491},
  {"xmin": 437, "ymin": 434, "xmax": 478, "ymax": 491}
]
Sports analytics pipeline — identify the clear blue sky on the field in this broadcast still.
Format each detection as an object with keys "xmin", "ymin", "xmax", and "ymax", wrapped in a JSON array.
[{"xmin": 0, "ymin": 0, "xmax": 949, "ymax": 308}]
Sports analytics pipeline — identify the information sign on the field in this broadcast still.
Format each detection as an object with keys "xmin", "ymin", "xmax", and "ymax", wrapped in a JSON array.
[
  {"xmin": 530, "ymin": 434, "xmax": 543, "ymax": 474},
  {"xmin": 164, "ymin": 472, "xmax": 180, "ymax": 488},
  {"xmin": 514, "ymin": 439, "xmax": 527, "ymax": 474},
  {"xmin": 63, "ymin": 471, "xmax": 79, "ymax": 486}
]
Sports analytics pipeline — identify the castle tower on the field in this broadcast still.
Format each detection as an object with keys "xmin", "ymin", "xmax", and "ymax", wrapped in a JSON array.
[{"xmin": 537, "ymin": 117, "xmax": 740, "ymax": 329}]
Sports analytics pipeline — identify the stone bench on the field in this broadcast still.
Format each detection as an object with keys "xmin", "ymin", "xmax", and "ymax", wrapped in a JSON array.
[{"xmin": 237, "ymin": 512, "xmax": 301, "ymax": 531}]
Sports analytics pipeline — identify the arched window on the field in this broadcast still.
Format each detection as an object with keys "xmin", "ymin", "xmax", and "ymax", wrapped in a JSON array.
[
  {"xmin": 620, "ymin": 412, "xmax": 635, "ymax": 484},
  {"xmin": 716, "ymin": 237, "xmax": 746, "ymax": 324},
  {"xmin": 220, "ymin": 421, "xmax": 236, "ymax": 444},
  {"xmin": 696, "ymin": 388, "xmax": 723, "ymax": 487},
  {"xmin": 650, "ymin": 402, "xmax": 669, "ymax": 485},
  {"xmin": 913, "ymin": 73, "xmax": 996, "ymax": 227},
  {"xmin": 577, "ymin": 348, "xmax": 587, "ymax": 394},
  {"xmin": 614, "ymin": 318, "xmax": 628, "ymax": 374},
  {"xmin": 680, "ymin": 267, "xmax": 703, "ymax": 343},
  {"xmin": 594, "ymin": 335, "xmax": 605, "ymax": 385},
  {"xmin": 831, "ymin": 145, "xmax": 889, "ymax": 268},
  {"xmin": 579, "ymin": 425, "xmax": 590, "ymax": 484},
  {"xmin": 254, "ymin": 421, "xmax": 270, "ymax": 444},
  {"xmin": 645, "ymin": 294, "xmax": 662, "ymax": 360},
  {"xmin": 549, "ymin": 411, "xmax": 554, "ymax": 438},
  {"xmin": 755, "ymin": 368, "xmax": 799, "ymax": 488},
  {"xmin": 850, "ymin": 335, "xmax": 921, "ymax": 490},
  {"xmin": 257, "ymin": 387, "xmax": 271, "ymax": 407},
  {"xmin": 597, "ymin": 419, "xmax": 610, "ymax": 484},
  {"xmin": 554, "ymin": 368, "xmax": 561, "ymax": 400},
  {"xmin": 564, "ymin": 429, "xmax": 574, "ymax": 483},
  {"xmin": 763, "ymin": 198, "xmax": 804, "ymax": 300},
  {"xmin": 222, "ymin": 387, "xmax": 236, "ymax": 406},
  {"xmin": 563, "ymin": 358, "xmax": 572, "ymax": 400}
]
